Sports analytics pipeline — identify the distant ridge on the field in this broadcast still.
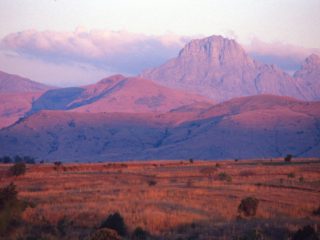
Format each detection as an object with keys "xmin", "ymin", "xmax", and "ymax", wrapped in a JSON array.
[
  {"xmin": 0, "ymin": 94, "xmax": 319, "ymax": 161},
  {"xmin": 28, "ymin": 74, "xmax": 213, "ymax": 115},
  {"xmin": 0, "ymin": 70, "xmax": 52, "ymax": 92}
]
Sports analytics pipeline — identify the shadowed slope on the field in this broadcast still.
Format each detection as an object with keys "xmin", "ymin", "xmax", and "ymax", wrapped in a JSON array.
[
  {"xmin": 0, "ymin": 95, "xmax": 319, "ymax": 161},
  {"xmin": 29, "ymin": 75, "xmax": 213, "ymax": 115}
]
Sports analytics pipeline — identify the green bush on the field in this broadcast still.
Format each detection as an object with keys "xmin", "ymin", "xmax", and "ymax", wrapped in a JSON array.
[
  {"xmin": 100, "ymin": 212, "xmax": 127, "ymax": 236},
  {"xmin": 9, "ymin": 162, "xmax": 26, "ymax": 177},
  {"xmin": 238, "ymin": 197, "xmax": 259, "ymax": 218}
]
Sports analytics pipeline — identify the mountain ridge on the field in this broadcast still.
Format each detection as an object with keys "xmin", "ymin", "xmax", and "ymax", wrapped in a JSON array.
[
  {"xmin": 140, "ymin": 35, "xmax": 319, "ymax": 102},
  {"xmin": 1, "ymin": 94, "xmax": 319, "ymax": 161}
]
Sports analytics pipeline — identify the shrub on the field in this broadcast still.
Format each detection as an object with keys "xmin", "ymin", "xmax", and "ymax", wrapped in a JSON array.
[
  {"xmin": 237, "ymin": 228, "xmax": 264, "ymax": 240},
  {"xmin": 57, "ymin": 216, "xmax": 73, "ymax": 237},
  {"xmin": 292, "ymin": 225, "xmax": 318, "ymax": 240},
  {"xmin": 54, "ymin": 161, "xmax": 62, "ymax": 167},
  {"xmin": 217, "ymin": 172, "xmax": 232, "ymax": 182},
  {"xmin": 9, "ymin": 162, "xmax": 26, "ymax": 177},
  {"xmin": 147, "ymin": 179, "xmax": 157, "ymax": 186},
  {"xmin": 299, "ymin": 176, "xmax": 304, "ymax": 183},
  {"xmin": 284, "ymin": 154, "xmax": 292, "ymax": 162},
  {"xmin": 239, "ymin": 170, "xmax": 255, "ymax": 177},
  {"xmin": 238, "ymin": 197, "xmax": 259, "ymax": 218},
  {"xmin": 90, "ymin": 228, "xmax": 121, "ymax": 240},
  {"xmin": 132, "ymin": 226, "xmax": 150, "ymax": 240},
  {"xmin": 100, "ymin": 212, "xmax": 127, "ymax": 236},
  {"xmin": 0, "ymin": 183, "xmax": 27, "ymax": 235},
  {"xmin": 287, "ymin": 172, "xmax": 295, "ymax": 178},
  {"xmin": 215, "ymin": 163, "xmax": 221, "ymax": 168},
  {"xmin": 313, "ymin": 205, "xmax": 320, "ymax": 216}
]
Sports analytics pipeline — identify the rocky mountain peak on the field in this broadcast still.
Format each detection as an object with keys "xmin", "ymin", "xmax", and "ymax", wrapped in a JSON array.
[
  {"xmin": 178, "ymin": 35, "xmax": 254, "ymax": 67},
  {"xmin": 302, "ymin": 54, "xmax": 320, "ymax": 69}
]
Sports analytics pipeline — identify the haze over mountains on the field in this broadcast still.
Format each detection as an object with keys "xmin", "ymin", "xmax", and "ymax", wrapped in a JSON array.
[
  {"xmin": 141, "ymin": 35, "xmax": 319, "ymax": 102},
  {"xmin": 0, "ymin": 35, "xmax": 319, "ymax": 162}
]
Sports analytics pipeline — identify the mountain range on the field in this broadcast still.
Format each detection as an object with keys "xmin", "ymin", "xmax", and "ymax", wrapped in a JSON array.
[
  {"xmin": 141, "ymin": 35, "xmax": 319, "ymax": 102},
  {"xmin": 0, "ymin": 95, "xmax": 319, "ymax": 161},
  {"xmin": 0, "ymin": 35, "xmax": 319, "ymax": 161}
]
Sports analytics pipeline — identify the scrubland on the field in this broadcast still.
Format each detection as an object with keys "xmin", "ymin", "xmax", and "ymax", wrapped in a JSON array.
[{"xmin": 0, "ymin": 158, "xmax": 319, "ymax": 239}]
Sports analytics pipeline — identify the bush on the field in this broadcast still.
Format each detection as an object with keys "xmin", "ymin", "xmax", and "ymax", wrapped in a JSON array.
[
  {"xmin": 147, "ymin": 179, "xmax": 157, "ymax": 186},
  {"xmin": 100, "ymin": 212, "xmax": 127, "ymax": 236},
  {"xmin": 57, "ymin": 216, "xmax": 73, "ymax": 237},
  {"xmin": 9, "ymin": 162, "xmax": 26, "ymax": 177},
  {"xmin": 90, "ymin": 228, "xmax": 121, "ymax": 240},
  {"xmin": 284, "ymin": 154, "xmax": 292, "ymax": 162},
  {"xmin": 292, "ymin": 225, "xmax": 318, "ymax": 240},
  {"xmin": 132, "ymin": 226, "xmax": 150, "ymax": 240},
  {"xmin": 299, "ymin": 176, "xmax": 304, "ymax": 183},
  {"xmin": 217, "ymin": 172, "xmax": 232, "ymax": 182},
  {"xmin": 287, "ymin": 172, "xmax": 295, "ymax": 178},
  {"xmin": 239, "ymin": 170, "xmax": 255, "ymax": 177},
  {"xmin": 313, "ymin": 205, "xmax": 320, "ymax": 216},
  {"xmin": 238, "ymin": 197, "xmax": 259, "ymax": 218},
  {"xmin": 0, "ymin": 183, "xmax": 27, "ymax": 235}
]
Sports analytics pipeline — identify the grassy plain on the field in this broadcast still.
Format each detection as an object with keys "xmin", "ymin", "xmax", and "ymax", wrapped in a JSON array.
[{"xmin": 1, "ymin": 158, "xmax": 319, "ymax": 239}]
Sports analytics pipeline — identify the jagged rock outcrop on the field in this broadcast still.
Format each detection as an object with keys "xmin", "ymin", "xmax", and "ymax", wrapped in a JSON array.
[
  {"xmin": 141, "ymin": 35, "xmax": 309, "ymax": 102},
  {"xmin": 294, "ymin": 54, "xmax": 320, "ymax": 100}
]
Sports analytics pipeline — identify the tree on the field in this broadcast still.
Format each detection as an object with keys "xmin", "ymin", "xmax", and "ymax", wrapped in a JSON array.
[
  {"xmin": 284, "ymin": 154, "xmax": 292, "ymax": 162},
  {"xmin": 238, "ymin": 197, "xmax": 259, "ymax": 218},
  {"xmin": 0, "ymin": 183, "xmax": 27, "ymax": 235},
  {"xmin": 9, "ymin": 162, "xmax": 26, "ymax": 177},
  {"xmin": 100, "ymin": 212, "xmax": 127, "ymax": 236}
]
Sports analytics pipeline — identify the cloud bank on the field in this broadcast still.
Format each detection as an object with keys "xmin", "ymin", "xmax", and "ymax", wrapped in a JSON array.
[
  {"xmin": 1, "ymin": 29, "xmax": 191, "ymax": 74},
  {"xmin": 1, "ymin": 29, "xmax": 319, "ymax": 86},
  {"xmin": 245, "ymin": 38, "xmax": 320, "ymax": 73}
]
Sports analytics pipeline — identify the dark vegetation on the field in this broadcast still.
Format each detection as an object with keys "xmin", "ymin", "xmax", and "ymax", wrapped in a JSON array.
[
  {"xmin": 217, "ymin": 172, "xmax": 232, "ymax": 182},
  {"xmin": 0, "ymin": 155, "xmax": 35, "ymax": 164},
  {"xmin": 0, "ymin": 183, "xmax": 28, "ymax": 236},
  {"xmin": 284, "ymin": 154, "xmax": 293, "ymax": 162},
  {"xmin": 99, "ymin": 212, "xmax": 127, "ymax": 237},
  {"xmin": 8, "ymin": 162, "xmax": 26, "ymax": 177},
  {"xmin": 238, "ymin": 197, "xmax": 259, "ymax": 218},
  {"xmin": 292, "ymin": 225, "xmax": 319, "ymax": 240}
]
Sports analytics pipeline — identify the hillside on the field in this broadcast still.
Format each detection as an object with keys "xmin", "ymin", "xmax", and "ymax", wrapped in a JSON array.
[
  {"xmin": 29, "ymin": 75, "xmax": 213, "ymax": 115},
  {"xmin": 0, "ymin": 95, "xmax": 319, "ymax": 161}
]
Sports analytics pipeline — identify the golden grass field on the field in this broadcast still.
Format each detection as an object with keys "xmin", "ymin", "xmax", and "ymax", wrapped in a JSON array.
[{"xmin": 1, "ymin": 158, "xmax": 320, "ymax": 239}]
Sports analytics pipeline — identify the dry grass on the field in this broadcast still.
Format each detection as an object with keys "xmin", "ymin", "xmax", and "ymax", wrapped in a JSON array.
[{"xmin": 1, "ymin": 158, "xmax": 320, "ymax": 239}]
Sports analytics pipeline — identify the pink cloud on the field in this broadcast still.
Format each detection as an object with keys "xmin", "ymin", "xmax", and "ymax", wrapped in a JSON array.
[
  {"xmin": 245, "ymin": 38, "xmax": 320, "ymax": 72},
  {"xmin": 1, "ymin": 29, "xmax": 191, "ymax": 74}
]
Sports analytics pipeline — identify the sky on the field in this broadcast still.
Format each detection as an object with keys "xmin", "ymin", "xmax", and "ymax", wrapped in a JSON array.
[{"xmin": 0, "ymin": 0, "xmax": 319, "ymax": 86}]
